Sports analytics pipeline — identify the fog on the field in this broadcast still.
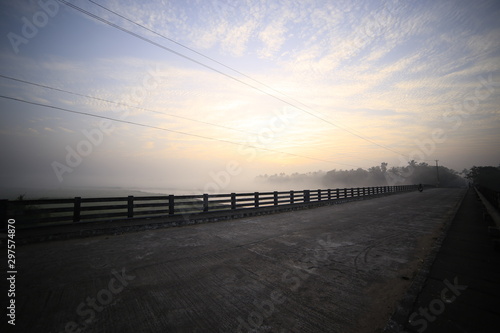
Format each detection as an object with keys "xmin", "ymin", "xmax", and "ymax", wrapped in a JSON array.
[
  {"xmin": 1, "ymin": 147, "xmax": 470, "ymax": 200},
  {"xmin": 1, "ymin": 0, "xmax": 499, "ymax": 200}
]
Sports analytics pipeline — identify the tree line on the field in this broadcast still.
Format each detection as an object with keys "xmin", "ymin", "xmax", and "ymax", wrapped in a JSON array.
[
  {"xmin": 465, "ymin": 165, "xmax": 500, "ymax": 191},
  {"xmin": 256, "ymin": 161, "xmax": 471, "ymax": 188}
]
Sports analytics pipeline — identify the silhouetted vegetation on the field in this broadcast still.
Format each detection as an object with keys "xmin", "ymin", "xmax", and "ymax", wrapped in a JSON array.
[
  {"xmin": 465, "ymin": 165, "xmax": 500, "ymax": 191},
  {"xmin": 257, "ymin": 162, "xmax": 466, "ymax": 188}
]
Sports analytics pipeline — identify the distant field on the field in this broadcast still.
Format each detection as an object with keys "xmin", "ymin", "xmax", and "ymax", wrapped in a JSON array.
[{"xmin": 0, "ymin": 187, "xmax": 201, "ymax": 200}]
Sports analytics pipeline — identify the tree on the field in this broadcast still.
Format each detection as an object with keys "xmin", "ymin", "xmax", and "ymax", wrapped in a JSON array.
[
  {"xmin": 466, "ymin": 166, "xmax": 500, "ymax": 190},
  {"xmin": 381, "ymin": 162, "xmax": 388, "ymax": 174},
  {"xmin": 258, "ymin": 162, "xmax": 465, "ymax": 188}
]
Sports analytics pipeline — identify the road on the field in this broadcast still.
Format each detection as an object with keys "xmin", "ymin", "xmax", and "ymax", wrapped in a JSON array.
[{"xmin": 13, "ymin": 188, "xmax": 465, "ymax": 333}]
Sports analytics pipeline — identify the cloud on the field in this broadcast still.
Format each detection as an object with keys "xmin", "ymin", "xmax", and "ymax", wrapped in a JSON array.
[
  {"xmin": 1, "ymin": 0, "xmax": 499, "ymax": 190},
  {"xmin": 221, "ymin": 19, "xmax": 259, "ymax": 57},
  {"xmin": 258, "ymin": 20, "xmax": 287, "ymax": 58}
]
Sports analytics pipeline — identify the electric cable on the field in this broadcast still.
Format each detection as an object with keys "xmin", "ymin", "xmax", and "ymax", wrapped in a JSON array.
[
  {"xmin": 0, "ymin": 74, "xmax": 382, "ymax": 164},
  {"xmin": 59, "ymin": 0, "xmax": 409, "ymax": 159},
  {"xmin": 0, "ymin": 94, "xmax": 362, "ymax": 168},
  {"xmin": 0, "ymin": 74, "xmax": 257, "ymax": 136},
  {"xmin": 87, "ymin": 0, "xmax": 385, "ymax": 143}
]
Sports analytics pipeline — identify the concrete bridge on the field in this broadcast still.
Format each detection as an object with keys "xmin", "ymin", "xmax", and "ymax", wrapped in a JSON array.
[{"xmin": 13, "ymin": 188, "xmax": 480, "ymax": 332}]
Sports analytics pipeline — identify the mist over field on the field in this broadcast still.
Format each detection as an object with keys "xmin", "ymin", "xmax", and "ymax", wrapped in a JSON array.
[
  {"xmin": 1, "ymin": 0, "xmax": 499, "ymax": 199},
  {"xmin": 0, "ymin": 159, "xmax": 471, "ymax": 201}
]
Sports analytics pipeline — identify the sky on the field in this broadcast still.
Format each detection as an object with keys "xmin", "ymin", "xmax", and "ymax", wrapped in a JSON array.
[{"xmin": 0, "ymin": 0, "xmax": 499, "ymax": 194}]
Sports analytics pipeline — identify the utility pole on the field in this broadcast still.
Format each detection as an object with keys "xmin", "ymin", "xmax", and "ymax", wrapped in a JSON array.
[{"xmin": 435, "ymin": 160, "xmax": 440, "ymax": 187}]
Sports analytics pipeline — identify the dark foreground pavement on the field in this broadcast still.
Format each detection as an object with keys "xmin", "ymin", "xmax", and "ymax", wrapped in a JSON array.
[
  {"xmin": 398, "ymin": 189, "xmax": 500, "ymax": 333},
  {"xmin": 10, "ymin": 188, "xmax": 466, "ymax": 333}
]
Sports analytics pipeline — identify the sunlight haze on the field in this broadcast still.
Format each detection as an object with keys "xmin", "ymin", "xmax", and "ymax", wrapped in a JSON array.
[{"xmin": 1, "ymin": 0, "xmax": 499, "ymax": 195}]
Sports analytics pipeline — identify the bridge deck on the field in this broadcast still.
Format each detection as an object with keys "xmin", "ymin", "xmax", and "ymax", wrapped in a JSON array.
[
  {"xmin": 396, "ymin": 188, "xmax": 500, "ymax": 333},
  {"xmin": 15, "ymin": 188, "xmax": 465, "ymax": 332}
]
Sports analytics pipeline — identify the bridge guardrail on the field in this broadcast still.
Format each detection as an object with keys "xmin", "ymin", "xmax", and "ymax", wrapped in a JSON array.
[{"xmin": 1, "ymin": 185, "xmax": 421, "ymax": 228}]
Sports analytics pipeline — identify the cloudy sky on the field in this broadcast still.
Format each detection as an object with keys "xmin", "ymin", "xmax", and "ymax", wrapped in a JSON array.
[{"xmin": 0, "ymin": 0, "xmax": 499, "ymax": 193}]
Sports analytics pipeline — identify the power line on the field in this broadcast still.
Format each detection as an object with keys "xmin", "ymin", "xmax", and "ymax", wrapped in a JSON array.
[
  {"xmin": 59, "ymin": 0, "xmax": 409, "ymax": 159},
  {"xmin": 0, "ymin": 74, "xmax": 381, "ymax": 164},
  {"xmin": 0, "ymin": 94, "xmax": 362, "ymax": 169},
  {"xmin": 0, "ymin": 73, "xmax": 256, "ymax": 136},
  {"xmin": 87, "ymin": 0, "xmax": 386, "ymax": 143},
  {"xmin": 88, "ymin": 0, "xmax": 404, "ymax": 149},
  {"xmin": 88, "ymin": 0, "xmax": 317, "ymax": 113},
  {"xmin": 88, "ymin": 0, "xmax": 406, "ymax": 157}
]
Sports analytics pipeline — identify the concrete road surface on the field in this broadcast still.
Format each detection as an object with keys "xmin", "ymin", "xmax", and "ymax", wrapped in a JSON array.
[{"xmin": 12, "ymin": 188, "xmax": 465, "ymax": 333}]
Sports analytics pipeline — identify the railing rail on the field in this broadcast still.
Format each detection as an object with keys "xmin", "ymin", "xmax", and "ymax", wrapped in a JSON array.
[
  {"xmin": 476, "ymin": 185, "xmax": 500, "ymax": 212},
  {"xmin": 1, "ymin": 185, "xmax": 420, "ymax": 227}
]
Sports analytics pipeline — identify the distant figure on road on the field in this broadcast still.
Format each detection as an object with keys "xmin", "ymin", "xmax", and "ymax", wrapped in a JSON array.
[{"xmin": 418, "ymin": 184, "xmax": 423, "ymax": 192}]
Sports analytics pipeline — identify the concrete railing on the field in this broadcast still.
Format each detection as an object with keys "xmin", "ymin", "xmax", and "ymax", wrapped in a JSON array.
[
  {"xmin": 474, "ymin": 186, "xmax": 500, "ymax": 228},
  {"xmin": 1, "ymin": 185, "xmax": 421, "ymax": 228}
]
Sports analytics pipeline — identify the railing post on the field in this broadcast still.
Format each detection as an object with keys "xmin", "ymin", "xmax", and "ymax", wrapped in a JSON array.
[
  {"xmin": 168, "ymin": 195, "xmax": 175, "ymax": 215},
  {"xmin": 328, "ymin": 189, "xmax": 331, "ymax": 201},
  {"xmin": 73, "ymin": 197, "xmax": 81, "ymax": 222},
  {"xmin": 274, "ymin": 191, "xmax": 278, "ymax": 206},
  {"xmin": 231, "ymin": 193, "xmax": 236, "ymax": 210},
  {"xmin": 203, "ymin": 194, "xmax": 209, "ymax": 212},
  {"xmin": 318, "ymin": 189, "xmax": 321, "ymax": 202},
  {"xmin": 290, "ymin": 190, "xmax": 294, "ymax": 204},
  {"xmin": 343, "ymin": 188, "xmax": 347, "ymax": 198},
  {"xmin": 127, "ymin": 196, "xmax": 134, "ymax": 218},
  {"xmin": 254, "ymin": 192, "xmax": 259, "ymax": 208},
  {"xmin": 304, "ymin": 190, "xmax": 310, "ymax": 203},
  {"xmin": 336, "ymin": 188, "xmax": 340, "ymax": 199}
]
